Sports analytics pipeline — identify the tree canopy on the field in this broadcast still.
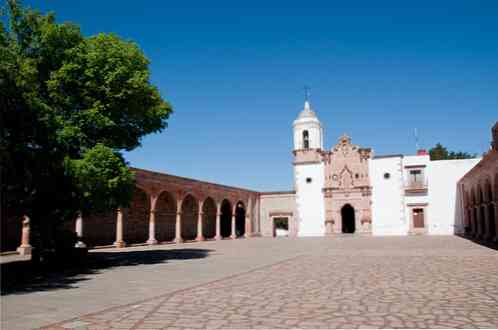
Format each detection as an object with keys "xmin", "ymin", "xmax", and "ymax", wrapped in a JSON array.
[
  {"xmin": 1, "ymin": 0, "xmax": 172, "ymax": 251},
  {"xmin": 428, "ymin": 143, "xmax": 476, "ymax": 161}
]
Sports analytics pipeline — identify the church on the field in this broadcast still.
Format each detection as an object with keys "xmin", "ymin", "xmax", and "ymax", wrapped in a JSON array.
[
  {"xmin": 3, "ymin": 100, "xmax": 496, "ymax": 253},
  {"xmin": 259, "ymin": 100, "xmax": 481, "ymax": 238}
]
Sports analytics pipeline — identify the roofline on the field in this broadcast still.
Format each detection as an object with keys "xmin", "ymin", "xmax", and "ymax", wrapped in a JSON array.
[
  {"xmin": 130, "ymin": 167, "xmax": 259, "ymax": 194},
  {"xmin": 372, "ymin": 154, "xmax": 404, "ymax": 159},
  {"xmin": 260, "ymin": 190, "xmax": 296, "ymax": 196}
]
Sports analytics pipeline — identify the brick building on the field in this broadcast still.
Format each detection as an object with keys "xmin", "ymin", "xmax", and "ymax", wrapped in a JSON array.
[{"xmin": 457, "ymin": 122, "xmax": 498, "ymax": 242}]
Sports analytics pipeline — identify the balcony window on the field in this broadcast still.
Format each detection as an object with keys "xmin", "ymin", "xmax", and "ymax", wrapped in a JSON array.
[{"xmin": 409, "ymin": 169, "xmax": 424, "ymax": 184}]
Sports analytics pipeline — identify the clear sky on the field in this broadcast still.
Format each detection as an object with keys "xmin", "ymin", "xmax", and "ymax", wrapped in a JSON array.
[{"xmin": 23, "ymin": 1, "xmax": 498, "ymax": 191}]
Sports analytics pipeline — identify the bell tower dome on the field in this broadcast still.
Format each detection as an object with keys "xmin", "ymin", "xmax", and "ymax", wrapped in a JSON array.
[
  {"xmin": 293, "ymin": 99, "xmax": 324, "ymax": 164},
  {"xmin": 293, "ymin": 100, "xmax": 323, "ymax": 151}
]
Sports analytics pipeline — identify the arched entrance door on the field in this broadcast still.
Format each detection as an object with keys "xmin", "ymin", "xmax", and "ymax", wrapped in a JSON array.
[
  {"xmin": 341, "ymin": 204, "xmax": 355, "ymax": 234},
  {"xmin": 202, "ymin": 197, "xmax": 217, "ymax": 239},
  {"xmin": 235, "ymin": 201, "xmax": 245, "ymax": 237},
  {"xmin": 181, "ymin": 194, "xmax": 198, "ymax": 241},
  {"xmin": 220, "ymin": 199, "xmax": 232, "ymax": 238}
]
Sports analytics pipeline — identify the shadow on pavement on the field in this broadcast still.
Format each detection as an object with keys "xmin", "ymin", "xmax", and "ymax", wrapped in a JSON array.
[{"xmin": 1, "ymin": 248, "xmax": 212, "ymax": 296}]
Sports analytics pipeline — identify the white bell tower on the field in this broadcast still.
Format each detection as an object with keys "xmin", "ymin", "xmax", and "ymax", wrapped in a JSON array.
[
  {"xmin": 292, "ymin": 94, "xmax": 326, "ymax": 236},
  {"xmin": 292, "ymin": 100, "xmax": 324, "ymax": 151}
]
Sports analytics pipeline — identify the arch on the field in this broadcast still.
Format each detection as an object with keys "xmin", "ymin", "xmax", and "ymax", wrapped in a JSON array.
[
  {"xmin": 155, "ymin": 190, "xmax": 177, "ymax": 242},
  {"xmin": 235, "ymin": 201, "xmax": 246, "ymax": 238},
  {"xmin": 341, "ymin": 204, "xmax": 355, "ymax": 234},
  {"xmin": 303, "ymin": 130, "xmax": 310, "ymax": 149},
  {"xmin": 125, "ymin": 187, "xmax": 149, "ymax": 244},
  {"xmin": 202, "ymin": 197, "xmax": 217, "ymax": 239},
  {"xmin": 181, "ymin": 194, "xmax": 198, "ymax": 241},
  {"xmin": 220, "ymin": 199, "xmax": 232, "ymax": 238}
]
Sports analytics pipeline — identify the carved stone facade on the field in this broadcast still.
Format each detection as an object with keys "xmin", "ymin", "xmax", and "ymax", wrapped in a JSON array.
[{"xmin": 323, "ymin": 135, "xmax": 373, "ymax": 234}]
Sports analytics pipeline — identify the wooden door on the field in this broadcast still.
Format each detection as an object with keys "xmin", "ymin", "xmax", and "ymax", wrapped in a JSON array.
[{"xmin": 413, "ymin": 208, "xmax": 425, "ymax": 228}]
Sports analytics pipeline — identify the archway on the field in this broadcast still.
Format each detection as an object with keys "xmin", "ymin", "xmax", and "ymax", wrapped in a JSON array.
[
  {"xmin": 125, "ymin": 187, "xmax": 149, "ymax": 244},
  {"xmin": 220, "ymin": 199, "xmax": 232, "ymax": 238},
  {"xmin": 341, "ymin": 204, "xmax": 355, "ymax": 234},
  {"xmin": 235, "ymin": 201, "xmax": 246, "ymax": 238},
  {"xmin": 156, "ymin": 191, "xmax": 177, "ymax": 242},
  {"xmin": 202, "ymin": 197, "xmax": 216, "ymax": 239},
  {"xmin": 181, "ymin": 194, "xmax": 198, "ymax": 241}
]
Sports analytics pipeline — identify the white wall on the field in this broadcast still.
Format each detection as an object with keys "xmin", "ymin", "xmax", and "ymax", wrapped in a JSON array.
[
  {"xmin": 259, "ymin": 193, "xmax": 296, "ymax": 237},
  {"xmin": 402, "ymin": 155, "xmax": 430, "ymax": 231},
  {"xmin": 294, "ymin": 163, "xmax": 325, "ymax": 236},
  {"xmin": 428, "ymin": 158, "xmax": 481, "ymax": 235},
  {"xmin": 370, "ymin": 156, "xmax": 407, "ymax": 235}
]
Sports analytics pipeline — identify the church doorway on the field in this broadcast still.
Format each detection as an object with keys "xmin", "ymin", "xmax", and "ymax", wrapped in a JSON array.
[{"xmin": 341, "ymin": 204, "xmax": 355, "ymax": 234}]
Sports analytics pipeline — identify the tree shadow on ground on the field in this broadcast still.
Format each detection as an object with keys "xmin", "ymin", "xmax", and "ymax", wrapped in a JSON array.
[{"xmin": 1, "ymin": 248, "xmax": 212, "ymax": 296}]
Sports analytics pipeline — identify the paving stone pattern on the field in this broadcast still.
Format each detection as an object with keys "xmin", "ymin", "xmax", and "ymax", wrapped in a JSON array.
[{"xmin": 39, "ymin": 237, "xmax": 498, "ymax": 329}]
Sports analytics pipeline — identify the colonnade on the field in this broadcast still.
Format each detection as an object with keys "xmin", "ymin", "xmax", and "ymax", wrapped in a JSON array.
[
  {"xmin": 14, "ymin": 190, "xmax": 254, "ymax": 253},
  {"xmin": 77, "ymin": 189, "xmax": 253, "ymax": 248},
  {"xmin": 464, "ymin": 179, "xmax": 497, "ymax": 243}
]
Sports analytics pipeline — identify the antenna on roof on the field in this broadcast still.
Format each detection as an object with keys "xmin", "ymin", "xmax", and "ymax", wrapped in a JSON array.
[{"xmin": 414, "ymin": 128, "xmax": 420, "ymax": 151}]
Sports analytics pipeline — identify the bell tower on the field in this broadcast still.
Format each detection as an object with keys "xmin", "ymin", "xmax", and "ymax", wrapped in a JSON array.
[{"xmin": 292, "ymin": 95, "xmax": 326, "ymax": 236}]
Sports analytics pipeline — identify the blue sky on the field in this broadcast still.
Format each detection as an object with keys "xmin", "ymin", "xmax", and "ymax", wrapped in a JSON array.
[{"xmin": 22, "ymin": 1, "xmax": 498, "ymax": 191}]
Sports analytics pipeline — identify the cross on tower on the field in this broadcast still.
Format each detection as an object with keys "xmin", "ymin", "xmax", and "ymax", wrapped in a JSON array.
[{"xmin": 304, "ymin": 86, "xmax": 310, "ymax": 102}]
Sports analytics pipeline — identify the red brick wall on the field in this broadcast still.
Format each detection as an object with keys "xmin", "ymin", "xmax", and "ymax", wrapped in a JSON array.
[
  {"xmin": 125, "ymin": 188, "xmax": 149, "ymax": 244},
  {"xmin": 84, "ymin": 210, "xmax": 116, "ymax": 247}
]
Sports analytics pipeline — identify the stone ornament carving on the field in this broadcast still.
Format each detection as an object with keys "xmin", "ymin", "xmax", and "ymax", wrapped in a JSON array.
[{"xmin": 323, "ymin": 135, "xmax": 373, "ymax": 235}]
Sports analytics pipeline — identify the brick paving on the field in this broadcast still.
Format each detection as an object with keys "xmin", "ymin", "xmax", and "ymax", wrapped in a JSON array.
[{"xmin": 3, "ymin": 236, "xmax": 498, "ymax": 329}]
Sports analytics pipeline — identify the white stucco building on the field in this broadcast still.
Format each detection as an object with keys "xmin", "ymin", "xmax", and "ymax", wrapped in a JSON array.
[{"xmin": 259, "ymin": 100, "xmax": 481, "ymax": 237}]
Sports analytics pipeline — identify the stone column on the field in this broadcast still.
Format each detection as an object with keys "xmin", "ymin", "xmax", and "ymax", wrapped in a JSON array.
[
  {"xmin": 114, "ymin": 208, "xmax": 126, "ymax": 248},
  {"xmin": 245, "ymin": 212, "xmax": 251, "ymax": 238},
  {"xmin": 245, "ymin": 198, "xmax": 252, "ymax": 238},
  {"xmin": 147, "ymin": 195, "xmax": 158, "ymax": 245},
  {"xmin": 196, "ymin": 200, "xmax": 204, "ymax": 241},
  {"xmin": 17, "ymin": 215, "xmax": 32, "ymax": 255},
  {"xmin": 231, "ymin": 213, "xmax": 236, "ymax": 239},
  {"xmin": 75, "ymin": 212, "xmax": 87, "ymax": 248},
  {"xmin": 215, "ymin": 202, "xmax": 222, "ymax": 240}
]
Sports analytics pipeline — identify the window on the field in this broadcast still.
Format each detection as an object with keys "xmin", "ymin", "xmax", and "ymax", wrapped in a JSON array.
[
  {"xmin": 306, "ymin": 177, "xmax": 312, "ymax": 183},
  {"xmin": 303, "ymin": 130, "xmax": 309, "ymax": 149},
  {"xmin": 384, "ymin": 173, "xmax": 390, "ymax": 179},
  {"xmin": 409, "ymin": 169, "xmax": 424, "ymax": 184}
]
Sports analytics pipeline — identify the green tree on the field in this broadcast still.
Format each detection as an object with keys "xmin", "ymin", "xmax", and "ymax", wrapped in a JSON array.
[
  {"xmin": 0, "ymin": 1, "xmax": 172, "ymax": 259},
  {"xmin": 429, "ymin": 143, "xmax": 476, "ymax": 161}
]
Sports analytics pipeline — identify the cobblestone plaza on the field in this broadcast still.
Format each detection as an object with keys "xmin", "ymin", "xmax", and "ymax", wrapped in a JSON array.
[{"xmin": 2, "ymin": 236, "xmax": 498, "ymax": 329}]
